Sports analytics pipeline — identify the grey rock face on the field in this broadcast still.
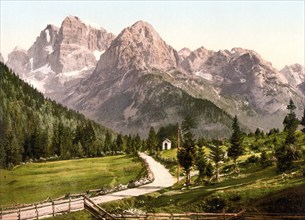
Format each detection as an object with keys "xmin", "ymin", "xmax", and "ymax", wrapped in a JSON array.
[
  {"xmin": 63, "ymin": 21, "xmax": 233, "ymax": 137},
  {"xmin": 179, "ymin": 46, "xmax": 303, "ymax": 115},
  {"xmin": 6, "ymin": 15, "xmax": 115, "ymax": 95},
  {"xmin": 28, "ymin": 25, "xmax": 59, "ymax": 71},
  {"xmin": 6, "ymin": 48, "xmax": 31, "ymax": 77},
  {"xmin": 93, "ymin": 20, "xmax": 178, "ymax": 79},
  {"xmin": 51, "ymin": 16, "xmax": 115, "ymax": 73},
  {"xmin": 280, "ymin": 63, "xmax": 305, "ymax": 87}
]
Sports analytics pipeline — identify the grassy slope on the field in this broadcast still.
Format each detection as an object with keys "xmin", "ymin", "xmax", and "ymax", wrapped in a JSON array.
[
  {"xmin": 0, "ymin": 155, "xmax": 142, "ymax": 207},
  {"xmin": 100, "ymin": 155, "xmax": 305, "ymax": 214}
]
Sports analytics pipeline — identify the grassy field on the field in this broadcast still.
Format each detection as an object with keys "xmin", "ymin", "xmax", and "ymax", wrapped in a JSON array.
[
  {"xmin": 160, "ymin": 148, "xmax": 177, "ymax": 159},
  {"xmin": 101, "ymin": 162, "xmax": 305, "ymax": 214},
  {"xmin": 0, "ymin": 155, "xmax": 143, "ymax": 207}
]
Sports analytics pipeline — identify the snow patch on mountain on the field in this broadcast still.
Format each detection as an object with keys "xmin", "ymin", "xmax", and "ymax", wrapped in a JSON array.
[
  {"xmin": 195, "ymin": 71, "xmax": 213, "ymax": 81},
  {"xmin": 45, "ymin": 29, "xmax": 50, "ymax": 42},
  {"xmin": 27, "ymin": 78, "xmax": 47, "ymax": 93},
  {"xmin": 34, "ymin": 63, "xmax": 53, "ymax": 74},
  {"xmin": 29, "ymin": 58, "xmax": 33, "ymax": 71},
  {"xmin": 57, "ymin": 67, "xmax": 90, "ymax": 84},
  {"xmin": 93, "ymin": 50, "xmax": 105, "ymax": 61},
  {"xmin": 45, "ymin": 46, "xmax": 53, "ymax": 54}
]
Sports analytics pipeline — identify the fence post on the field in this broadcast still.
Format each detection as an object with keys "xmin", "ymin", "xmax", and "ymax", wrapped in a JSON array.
[
  {"xmin": 35, "ymin": 204, "xmax": 38, "ymax": 220},
  {"xmin": 18, "ymin": 209, "xmax": 20, "ymax": 220},
  {"xmin": 1, "ymin": 206, "xmax": 2, "ymax": 220},
  {"xmin": 52, "ymin": 201, "xmax": 55, "ymax": 217},
  {"xmin": 83, "ymin": 196, "xmax": 86, "ymax": 209},
  {"xmin": 68, "ymin": 196, "xmax": 71, "ymax": 213}
]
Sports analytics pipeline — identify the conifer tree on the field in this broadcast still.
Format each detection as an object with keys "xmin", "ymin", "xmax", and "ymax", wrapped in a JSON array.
[
  {"xmin": 116, "ymin": 134, "xmax": 124, "ymax": 152},
  {"xmin": 276, "ymin": 100, "xmax": 299, "ymax": 172},
  {"xmin": 146, "ymin": 127, "xmax": 158, "ymax": 154},
  {"xmin": 177, "ymin": 115, "xmax": 197, "ymax": 186},
  {"xmin": 195, "ymin": 147, "xmax": 207, "ymax": 182},
  {"xmin": 210, "ymin": 144, "xmax": 224, "ymax": 181},
  {"xmin": 283, "ymin": 99, "xmax": 298, "ymax": 145},
  {"xmin": 228, "ymin": 115, "xmax": 243, "ymax": 173}
]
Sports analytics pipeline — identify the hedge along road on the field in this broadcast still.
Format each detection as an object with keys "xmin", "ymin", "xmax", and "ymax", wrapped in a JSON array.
[{"xmin": 2, "ymin": 152, "xmax": 176, "ymax": 220}]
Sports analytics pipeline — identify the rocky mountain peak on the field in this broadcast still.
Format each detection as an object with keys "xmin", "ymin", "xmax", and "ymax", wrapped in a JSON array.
[
  {"xmin": 178, "ymin": 48, "xmax": 192, "ymax": 61},
  {"xmin": 48, "ymin": 15, "xmax": 115, "ymax": 73},
  {"xmin": 27, "ymin": 24, "xmax": 59, "ymax": 70},
  {"xmin": 6, "ymin": 47, "xmax": 30, "ymax": 77},
  {"xmin": 280, "ymin": 63, "xmax": 305, "ymax": 87},
  {"xmin": 94, "ymin": 20, "xmax": 179, "ymax": 77}
]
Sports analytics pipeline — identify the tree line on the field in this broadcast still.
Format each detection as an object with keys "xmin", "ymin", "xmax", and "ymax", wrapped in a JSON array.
[
  {"xmin": 175, "ymin": 99, "xmax": 305, "ymax": 186},
  {"xmin": 0, "ymin": 63, "xmax": 184, "ymax": 168}
]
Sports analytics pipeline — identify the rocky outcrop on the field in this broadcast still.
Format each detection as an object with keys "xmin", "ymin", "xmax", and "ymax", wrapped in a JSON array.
[
  {"xmin": 280, "ymin": 63, "xmax": 305, "ymax": 87},
  {"xmin": 6, "ymin": 47, "xmax": 31, "ymax": 77},
  {"xmin": 178, "ymin": 47, "xmax": 191, "ymax": 63}
]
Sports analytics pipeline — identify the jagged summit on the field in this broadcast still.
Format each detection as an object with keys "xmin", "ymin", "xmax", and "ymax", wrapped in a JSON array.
[
  {"xmin": 93, "ymin": 20, "xmax": 179, "ymax": 77},
  {"xmin": 280, "ymin": 63, "xmax": 305, "ymax": 87}
]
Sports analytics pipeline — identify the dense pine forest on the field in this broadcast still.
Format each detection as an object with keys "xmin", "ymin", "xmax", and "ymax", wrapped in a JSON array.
[{"xmin": 0, "ymin": 63, "xmax": 120, "ymax": 168}]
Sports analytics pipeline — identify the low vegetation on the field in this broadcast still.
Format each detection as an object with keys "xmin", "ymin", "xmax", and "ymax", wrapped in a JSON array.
[
  {"xmin": 0, "ymin": 155, "xmax": 143, "ymax": 207},
  {"xmin": 100, "ymin": 100, "xmax": 305, "ymax": 214}
]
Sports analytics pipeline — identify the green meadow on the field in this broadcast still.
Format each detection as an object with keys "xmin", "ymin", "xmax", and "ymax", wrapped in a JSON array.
[{"xmin": 0, "ymin": 155, "xmax": 143, "ymax": 207}]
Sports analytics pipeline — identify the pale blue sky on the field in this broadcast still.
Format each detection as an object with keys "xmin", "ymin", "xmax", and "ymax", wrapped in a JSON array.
[{"xmin": 1, "ymin": 1, "xmax": 304, "ymax": 69}]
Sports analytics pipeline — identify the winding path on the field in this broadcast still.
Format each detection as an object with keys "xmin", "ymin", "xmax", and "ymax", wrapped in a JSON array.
[
  {"xmin": 2, "ymin": 153, "xmax": 175, "ymax": 219},
  {"xmin": 92, "ymin": 152, "xmax": 176, "ymax": 204}
]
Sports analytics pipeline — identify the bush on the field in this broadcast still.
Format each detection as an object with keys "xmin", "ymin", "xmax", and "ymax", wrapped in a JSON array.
[
  {"xmin": 205, "ymin": 195, "xmax": 227, "ymax": 212},
  {"xmin": 246, "ymin": 155, "xmax": 260, "ymax": 164},
  {"xmin": 260, "ymin": 151, "xmax": 273, "ymax": 168}
]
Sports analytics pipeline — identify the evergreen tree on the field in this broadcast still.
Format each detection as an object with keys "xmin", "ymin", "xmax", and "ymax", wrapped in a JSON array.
[
  {"xmin": 283, "ymin": 100, "xmax": 298, "ymax": 145},
  {"xmin": 228, "ymin": 115, "xmax": 243, "ymax": 173},
  {"xmin": 177, "ymin": 115, "xmax": 197, "ymax": 186},
  {"xmin": 260, "ymin": 150, "xmax": 272, "ymax": 168},
  {"xmin": 209, "ymin": 144, "xmax": 224, "ymax": 181},
  {"xmin": 275, "ymin": 100, "xmax": 299, "ymax": 172},
  {"xmin": 104, "ymin": 130, "xmax": 112, "ymax": 153},
  {"xmin": 195, "ymin": 147, "xmax": 207, "ymax": 182},
  {"xmin": 206, "ymin": 162, "xmax": 214, "ymax": 183},
  {"xmin": 275, "ymin": 144, "xmax": 294, "ymax": 172},
  {"xmin": 126, "ymin": 134, "xmax": 133, "ymax": 154},
  {"xmin": 115, "ymin": 134, "xmax": 124, "ymax": 152},
  {"xmin": 146, "ymin": 127, "xmax": 158, "ymax": 154},
  {"xmin": 133, "ymin": 134, "xmax": 142, "ymax": 152}
]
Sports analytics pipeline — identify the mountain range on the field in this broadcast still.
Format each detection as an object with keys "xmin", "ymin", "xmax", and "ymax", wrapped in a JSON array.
[{"xmin": 4, "ymin": 16, "xmax": 305, "ymax": 137}]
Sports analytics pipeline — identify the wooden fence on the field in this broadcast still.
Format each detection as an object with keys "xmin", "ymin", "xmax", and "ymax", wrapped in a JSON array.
[
  {"xmin": 0, "ymin": 196, "xmax": 84, "ymax": 220},
  {"xmin": 2, "ymin": 198, "xmax": 305, "ymax": 220},
  {"xmin": 113, "ymin": 212, "xmax": 305, "ymax": 220}
]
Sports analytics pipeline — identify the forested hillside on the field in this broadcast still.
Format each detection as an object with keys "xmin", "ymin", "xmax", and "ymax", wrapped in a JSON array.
[{"xmin": 0, "ymin": 63, "xmax": 117, "ymax": 168}]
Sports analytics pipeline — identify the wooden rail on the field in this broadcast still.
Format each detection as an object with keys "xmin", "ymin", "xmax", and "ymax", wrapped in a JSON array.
[
  {"xmin": 113, "ymin": 211, "xmax": 305, "ymax": 220},
  {"xmin": 0, "ymin": 197, "xmax": 84, "ymax": 220},
  {"xmin": 83, "ymin": 196, "xmax": 116, "ymax": 220}
]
